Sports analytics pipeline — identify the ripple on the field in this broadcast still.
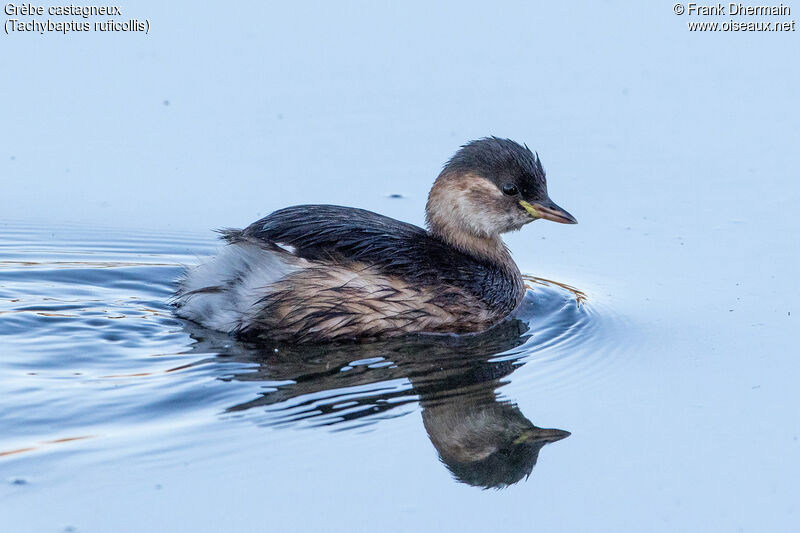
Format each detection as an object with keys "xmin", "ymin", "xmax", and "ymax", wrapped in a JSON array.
[
  {"xmin": 0, "ymin": 224, "xmax": 223, "ymax": 460},
  {"xmin": 0, "ymin": 222, "xmax": 633, "ymax": 482},
  {"xmin": 507, "ymin": 276, "xmax": 637, "ymax": 395}
]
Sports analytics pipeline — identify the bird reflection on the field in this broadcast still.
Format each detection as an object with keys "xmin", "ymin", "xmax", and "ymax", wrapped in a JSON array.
[{"xmin": 184, "ymin": 314, "xmax": 570, "ymax": 489}]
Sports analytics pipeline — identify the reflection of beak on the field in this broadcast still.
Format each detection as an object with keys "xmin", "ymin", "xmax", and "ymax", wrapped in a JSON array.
[
  {"xmin": 519, "ymin": 199, "xmax": 578, "ymax": 224},
  {"xmin": 513, "ymin": 427, "xmax": 571, "ymax": 445}
]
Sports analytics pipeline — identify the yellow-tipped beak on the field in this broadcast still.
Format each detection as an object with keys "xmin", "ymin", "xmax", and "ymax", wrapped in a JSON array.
[{"xmin": 519, "ymin": 200, "xmax": 578, "ymax": 224}]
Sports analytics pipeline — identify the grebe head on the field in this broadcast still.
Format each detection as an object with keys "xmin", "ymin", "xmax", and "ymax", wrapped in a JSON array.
[{"xmin": 426, "ymin": 137, "xmax": 576, "ymax": 256}]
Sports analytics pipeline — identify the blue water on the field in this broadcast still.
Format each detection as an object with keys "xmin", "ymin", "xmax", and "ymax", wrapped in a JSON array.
[
  {"xmin": 2, "ymin": 1, "xmax": 799, "ymax": 531},
  {"xmin": 1, "ymin": 224, "xmax": 631, "ymax": 530}
]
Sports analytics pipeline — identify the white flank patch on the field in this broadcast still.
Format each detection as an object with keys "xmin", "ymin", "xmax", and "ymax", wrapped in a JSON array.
[{"xmin": 174, "ymin": 243, "xmax": 303, "ymax": 332}]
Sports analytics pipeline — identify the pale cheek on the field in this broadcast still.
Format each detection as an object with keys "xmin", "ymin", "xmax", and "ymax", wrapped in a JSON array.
[
  {"xmin": 459, "ymin": 196, "xmax": 526, "ymax": 235},
  {"xmin": 428, "ymin": 177, "xmax": 528, "ymax": 236},
  {"xmin": 503, "ymin": 211, "xmax": 529, "ymax": 232}
]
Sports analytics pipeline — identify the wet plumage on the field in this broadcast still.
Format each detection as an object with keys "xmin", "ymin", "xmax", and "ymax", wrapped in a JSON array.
[{"xmin": 173, "ymin": 137, "xmax": 576, "ymax": 343}]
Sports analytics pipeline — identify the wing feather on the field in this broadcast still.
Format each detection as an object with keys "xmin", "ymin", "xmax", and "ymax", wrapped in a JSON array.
[{"xmin": 240, "ymin": 205, "xmax": 471, "ymax": 284}]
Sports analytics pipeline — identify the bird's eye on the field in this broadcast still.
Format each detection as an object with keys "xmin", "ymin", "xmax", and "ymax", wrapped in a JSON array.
[{"xmin": 502, "ymin": 184, "xmax": 519, "ymax": 196}]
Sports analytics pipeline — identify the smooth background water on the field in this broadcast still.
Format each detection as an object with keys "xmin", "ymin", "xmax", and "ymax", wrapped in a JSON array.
[{"xmin": 1, "ymin": 1, "xmax": 799, "ymax": 532}]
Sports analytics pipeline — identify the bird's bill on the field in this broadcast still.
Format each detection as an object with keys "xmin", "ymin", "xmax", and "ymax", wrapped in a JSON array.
[
  {"xmin": 519, "ymin": 199, "xmax": 578, "ymax": 224},
  {"xmin": 513, "ymin": 427, "xmax": 571, "ymax": 445}
]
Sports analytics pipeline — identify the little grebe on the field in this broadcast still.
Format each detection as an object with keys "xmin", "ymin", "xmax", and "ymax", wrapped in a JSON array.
[{"xmin": 174, "ymin": 137, "xmax": 576, "ymax": 342}]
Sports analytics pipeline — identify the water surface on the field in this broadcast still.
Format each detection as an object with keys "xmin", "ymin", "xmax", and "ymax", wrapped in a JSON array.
[{"xmin": 1, "ymin": 224, "xmax": 627, "ymax": 528}]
